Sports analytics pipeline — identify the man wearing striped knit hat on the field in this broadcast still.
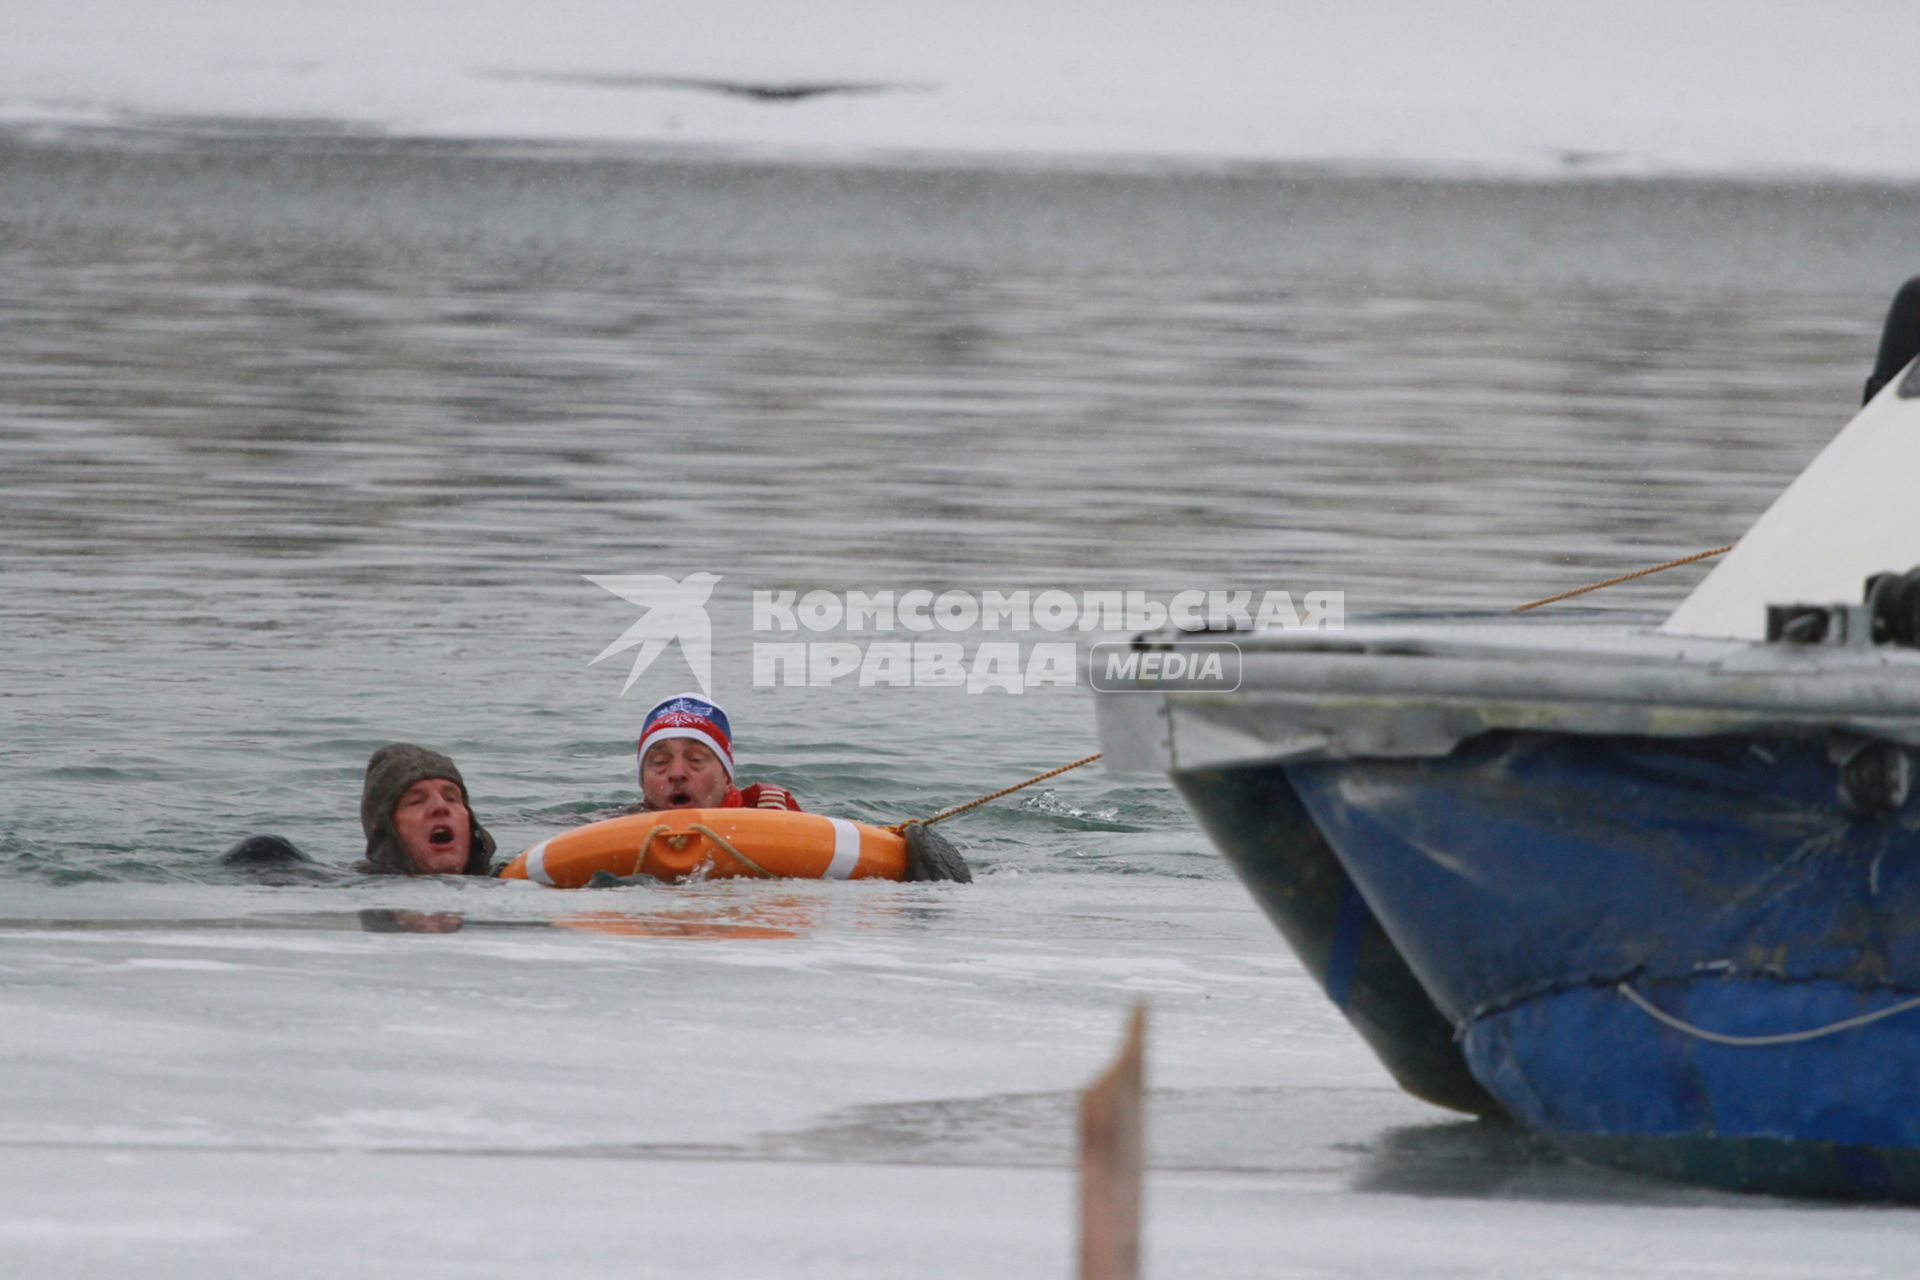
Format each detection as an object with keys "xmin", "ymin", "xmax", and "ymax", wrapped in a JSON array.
[
  {"xmin": 633, "ymin": 692, "xmax": 802, "ymax": 813},
  {"xmin": 628, "ymin": 692, "xmax": 970, "ymax": 881}
]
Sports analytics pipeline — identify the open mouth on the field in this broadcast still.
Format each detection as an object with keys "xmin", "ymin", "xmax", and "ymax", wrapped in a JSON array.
[
  {"xmin": 666, "ymin": 792, "xmax": 693, "ymax": 808},
  {"xmin": 428, "ymin": 825, "xmax": 455, "ymax": 847}
]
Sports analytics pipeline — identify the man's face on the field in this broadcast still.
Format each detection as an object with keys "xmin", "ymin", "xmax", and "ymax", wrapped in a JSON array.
[
  {"xmin": 391, "ymin": 778, "xmax": 472, "ymax": 874},
  {"xmin": 642, "ymin": 739, "xmax": 730, "ymax": 810}
]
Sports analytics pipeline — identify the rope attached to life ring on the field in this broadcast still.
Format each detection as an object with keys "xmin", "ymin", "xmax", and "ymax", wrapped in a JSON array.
[
  {"xmin": 628, "ymin": 820, "xmax": 778, "ymax": 878},
  {"xmin": 888, "ymin": 751, "xmax": 1106, "ymax": 834},
  {"xmin": 886, "ymin": 545, "xmax": 1732, "ymax": 830},
  {"xmin": 629, "ymin": 824, "xmax": 669, "ymax": 878},
  {"xmin": 687, "ymin": 822, "xmax": 776, "ymax": 878}
]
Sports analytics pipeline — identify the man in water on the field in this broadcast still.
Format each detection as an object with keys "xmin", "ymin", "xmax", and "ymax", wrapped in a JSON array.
[
  {"xmin": 226, "ymin": 714, "xmax": 966, "ymax": 882},
  {"xmin": 629, "ymin": 692, "xmax": 969, "ymax": 881},
  {"xmin": 221, "ymin": 741, "xmax": 498, "ymax": 877},
  {"xmin": 632, "ymin": 692, "xmax": 801, "ymax": 812},
  {"xmin": 356, "ymin": 742, "xmax": 497, "ymax": 876}
]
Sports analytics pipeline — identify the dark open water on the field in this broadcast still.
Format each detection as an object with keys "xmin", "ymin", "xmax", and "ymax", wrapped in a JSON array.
[{"xmin": 3, "ymin": 134, "xmax": 1918, "ymax": 879}]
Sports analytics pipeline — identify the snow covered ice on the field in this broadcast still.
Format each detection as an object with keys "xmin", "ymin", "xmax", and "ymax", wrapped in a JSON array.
[{"xmin": 7, "ymin": 0, "xmax": 1920, "ymax": 179}]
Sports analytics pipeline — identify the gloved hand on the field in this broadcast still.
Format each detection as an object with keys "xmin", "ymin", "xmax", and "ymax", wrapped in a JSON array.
[
  {"xmin": 217, "ymin": 834, "xmax": 336, "ymax": 884},
  {"xmin": 741, "ymin": 783, "xmax": 801, "ymax": 811},
  {"xmin": 219, "ymin": 833, "xmax": 313, "ymax": 866},
  {"xmin": 903, "ymin": 822, "xmax": 973, "ymax": 883}
]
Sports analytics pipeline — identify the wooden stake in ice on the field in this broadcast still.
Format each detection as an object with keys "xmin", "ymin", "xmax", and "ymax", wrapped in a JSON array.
[{"xmin": 1078, "ymin": 1003, "xmax": 1146, "ymax": 1280}]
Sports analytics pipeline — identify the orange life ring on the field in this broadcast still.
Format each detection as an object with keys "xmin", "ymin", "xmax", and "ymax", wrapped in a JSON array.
[{"xmin": 497, "ymin": 808, "xmax": 908, "ymax": 887}]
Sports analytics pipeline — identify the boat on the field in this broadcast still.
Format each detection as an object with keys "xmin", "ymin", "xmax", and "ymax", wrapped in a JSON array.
[{"xmin": 1095, "ymin": 339, "xmax": 1920, "ymax": 1197}]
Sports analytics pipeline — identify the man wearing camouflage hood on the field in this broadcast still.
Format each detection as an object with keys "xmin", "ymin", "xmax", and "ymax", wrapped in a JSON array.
[{"xmin": 357, "ymin": 742, "xmax": 497, "ymax": 876}]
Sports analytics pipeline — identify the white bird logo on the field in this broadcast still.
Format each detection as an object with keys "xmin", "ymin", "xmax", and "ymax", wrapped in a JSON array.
[{"xmin": 584, "ymin": 572, "xmax": 723, "ymax": 698}]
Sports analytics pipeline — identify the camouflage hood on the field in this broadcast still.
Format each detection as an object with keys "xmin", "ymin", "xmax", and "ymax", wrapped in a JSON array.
[{"xmin": 357, "ymin": 743, "xmax": 496, "ymax": 876}]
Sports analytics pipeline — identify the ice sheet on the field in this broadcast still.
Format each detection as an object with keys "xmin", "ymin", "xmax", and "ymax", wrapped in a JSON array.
[
  {"xmin": 6, "ymin": 1, "xmax": 1920, "ymax": 179},
  {"xmin": 3, "ymin": 877, "xmax": 1915, "ymax": 1276}
]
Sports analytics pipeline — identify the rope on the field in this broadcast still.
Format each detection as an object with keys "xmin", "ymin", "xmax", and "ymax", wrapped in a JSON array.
[
  {"xmin": 625, "ymin": 820, "xmax": 778, "ymax": 878},
  {"xmin": 886, "ymin": 542, "xmax": 1729, "ymax": 830},
  {"xmin": 687, "ymin": 822, "xmax": 775, "ymax": 878},
  {"xmin": 889, "ymin": 751, "xmax": 1105, "ymax": 834},
  {"xmin": 1511, "ymin": 544, "xmax": 1735, "ymax": 613},
  {"xmin": 629, "ymin": 824, "xmax": 669, "ymax": 878},
  {"xmin": 1617, "ymin": 980, "xmax": 1920, "ymax": 1046}
]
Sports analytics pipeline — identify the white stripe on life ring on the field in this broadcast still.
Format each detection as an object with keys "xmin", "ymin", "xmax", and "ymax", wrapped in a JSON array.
[
  {"xmin": 824, "ymin": 818, "xmax": 861, "ymax": 880},
  {"xmin": 524, "ymin": 840, "xmax": 554, "ymax": 886}
]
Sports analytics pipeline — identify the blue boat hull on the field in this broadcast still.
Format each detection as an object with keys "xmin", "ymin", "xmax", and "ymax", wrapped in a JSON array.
[
  {"xmin": 1173, "ymin": 766, "xmax": 1501, "ymax": 1116},
  {"xmin": 1471, "ymin": 977, "xmax": 1920, "ymax": 1198},
  {"xmin": 1287, "ymin": 730, "xmax": 1920, "ymax": 1197}
]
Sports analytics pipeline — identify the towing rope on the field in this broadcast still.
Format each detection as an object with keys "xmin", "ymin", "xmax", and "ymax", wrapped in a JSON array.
[
  {"xmin": 1511, "ymin": 543, "xmax": 1735, "ymax": 613},
  {"xmin": 889, "ymin": 751, "xmax": 1105, "ymax": 834},
  {"xmin": 895, "ymin": 545, "xmax": 1732, "ymax": 831},
  {"xmin": 1618, "ymin": 980, "xmax": 1920, "ymax": 1046}
]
